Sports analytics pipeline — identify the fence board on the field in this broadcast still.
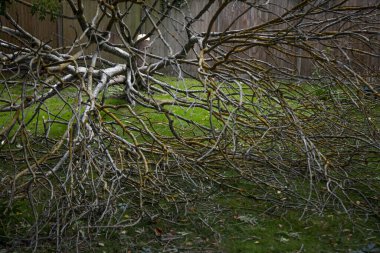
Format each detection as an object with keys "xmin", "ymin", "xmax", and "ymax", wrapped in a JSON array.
[
  {"xmin": 0, "ymin": 0, "xmax": 58, "ymax": 50},
  {"xmin": 1, "ymin": 0, "xmax": 379, "ymax": 76}
]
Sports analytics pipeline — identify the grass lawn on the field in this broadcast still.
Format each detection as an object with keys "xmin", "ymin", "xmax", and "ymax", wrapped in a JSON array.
[
  {"xmin": 86, "ymin": 183, "xmax": 379, "ymax": 253},
  {"xmin": 0, "ymin": 76, "xmax": 379, "ymax": 252}
]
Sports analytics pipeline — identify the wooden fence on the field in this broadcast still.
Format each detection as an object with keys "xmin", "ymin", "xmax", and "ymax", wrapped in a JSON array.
[
  {"xmin": 1, "ymin": 0, "xmax": 379, "ymax": 76},
  {"xmin": 0, "ymin": 2, "xmax": 60, "ymax": 48}
]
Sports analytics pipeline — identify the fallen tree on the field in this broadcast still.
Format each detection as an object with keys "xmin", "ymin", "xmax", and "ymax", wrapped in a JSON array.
[{"xmin": 0, "ymin": 0, "xmax": 379, "ymax": 250}]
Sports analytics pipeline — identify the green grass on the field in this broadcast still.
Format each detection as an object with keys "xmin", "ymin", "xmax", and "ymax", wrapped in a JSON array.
[
  {"xmin": 86, "ymin": 185, "xmax": 379, "ymax": 253},
  {"xmin": 217, "ymin": 192, "xmax": 378, "ymax": 253},
  {"xmin": 0, "ymin": 78, "xmax": 379, "ymax": 252}
]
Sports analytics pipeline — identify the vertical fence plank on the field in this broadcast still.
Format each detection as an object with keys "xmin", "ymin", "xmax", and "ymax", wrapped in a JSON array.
[
  {"xmin": 0, "ymin": 1, "xmax": 58, "ymax": 49},
  {"xmin": 1, "ymin": 0, "xmax": 378, "ymax": 76}
]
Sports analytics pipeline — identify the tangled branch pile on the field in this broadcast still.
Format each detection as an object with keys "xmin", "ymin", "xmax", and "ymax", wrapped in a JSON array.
[{"xmin": 0, "ymin": 0, "xmax": 379, "ymax": 250}]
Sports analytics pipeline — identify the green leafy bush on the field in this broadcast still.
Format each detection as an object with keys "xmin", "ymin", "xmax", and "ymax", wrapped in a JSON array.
[{"xmin": 31, "ymin": 0, "xmax": 60, "ymax": 21}]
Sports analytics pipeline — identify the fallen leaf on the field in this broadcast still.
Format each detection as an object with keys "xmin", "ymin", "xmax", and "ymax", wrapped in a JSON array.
[
  {"xmin": 136, "ymin": 227, "xmax": 145, "ymax": 234},
  {"xmin": 288, "ymin": 232, "xmax": 300, "ymax": 239},
  {"xmin": 236, "ymin": 215, "xmax": 258, "ymax": 225},
  {"xmin": 154, "ymin": 227, "xmax": 163, "ymax": 237}
]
